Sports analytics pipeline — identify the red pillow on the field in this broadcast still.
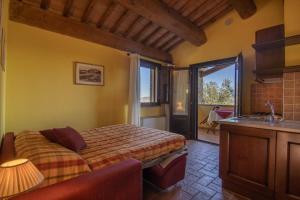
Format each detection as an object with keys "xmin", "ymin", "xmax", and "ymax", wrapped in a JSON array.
[
  {"xmin": 40, "ymin": 129, "xmax": 56, "ymax": 142},
  {"xmin": 52, "ymin": 127, "xmax": 87, "ymax": 152}
]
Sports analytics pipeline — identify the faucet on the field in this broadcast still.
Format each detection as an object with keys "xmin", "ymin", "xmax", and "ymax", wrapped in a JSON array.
[{"xmin": 265, "ymin": 100, "xmax": 275, "ymax": 122}]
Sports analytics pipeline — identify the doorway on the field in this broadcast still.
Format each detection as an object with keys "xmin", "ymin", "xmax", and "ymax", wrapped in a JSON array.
[
  {"xmin": 169, "ymin": 55, "xmax": 243, "ymax": 142},
  {"xmin": 191, "ymin": 56, "xmax": 243, "ymax": 144}
]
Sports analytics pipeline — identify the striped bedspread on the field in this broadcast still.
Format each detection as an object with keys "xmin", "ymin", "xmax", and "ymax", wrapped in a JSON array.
[
  {"xmin": 80, "ymin": 124, "xmax": 186, "ymax": 170},
  {"xmin": 14, "ymin": 124, "xmax": 185, "ymax": 187},
  {"xmin": 15, "ymin": 131, "xmax": 91, "ymax": 187}
]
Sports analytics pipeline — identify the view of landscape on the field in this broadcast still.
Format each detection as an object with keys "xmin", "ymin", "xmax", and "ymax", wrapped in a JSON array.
[
  {"xmin": 199, "ymin": 64, "xmax": 236, "ymax": 106},
  {"xmin": 140, "ymin": 66, "xmax": 154, "ymax": 103}
]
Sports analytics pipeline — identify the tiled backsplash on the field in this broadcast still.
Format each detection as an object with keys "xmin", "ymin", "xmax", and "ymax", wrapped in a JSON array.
[
  {"xmin": 283, "ymin": 72, "xmax": 300, "ymax": 121},
  {"xmin": 251, "ymin": 82, "xmax": 283, "ymax": 114}
]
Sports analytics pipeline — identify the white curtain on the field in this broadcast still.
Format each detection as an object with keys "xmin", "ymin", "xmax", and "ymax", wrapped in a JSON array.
[
  {"xmin": 173, "ymin": 70, "xmax": 189, "ymax": 115},
  {"xmin": 127, "ymin": 53, "xmax": 141, "ymax": 126}
]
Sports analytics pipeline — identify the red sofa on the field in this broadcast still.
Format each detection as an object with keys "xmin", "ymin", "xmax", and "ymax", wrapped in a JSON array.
[
  {"xmin": 0, "ymin": 133, "xmax": 143, "ymax": 200},
  {"xmin": 12, "ymin": 159, "xmax": 142, "ymax": 200}
]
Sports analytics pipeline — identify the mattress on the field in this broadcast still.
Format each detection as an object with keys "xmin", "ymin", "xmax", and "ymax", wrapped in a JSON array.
[
  {"xmin": 80, "ymin": 124, "xmax": 186, "ymax": 170},
  {"xmin": 14, "ymin": 124, "xmax": 185, "ymax": 187}
]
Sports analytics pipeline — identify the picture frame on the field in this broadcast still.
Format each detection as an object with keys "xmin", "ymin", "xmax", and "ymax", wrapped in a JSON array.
[{"xmin": 74, "ymin": 62, "xmax": 104, "ymax": 86}]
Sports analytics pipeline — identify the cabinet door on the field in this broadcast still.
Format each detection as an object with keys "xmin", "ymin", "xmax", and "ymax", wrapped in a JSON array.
[
  {"xmin": 220, "ymin": 125, "xmax": 276, "ymax": 200},
  {"xmin": 276, "ymin": 132, "xmax": 300, "ymax": 200}
]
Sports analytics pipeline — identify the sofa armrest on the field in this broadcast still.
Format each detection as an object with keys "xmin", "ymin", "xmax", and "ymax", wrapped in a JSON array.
[
  {"xmin": 13, "ymin": 159, "xmax": 142, "ymax": 200},
  {"xmin": 0, "ymin": 132, "xmax": 15, "ymax": 163}
]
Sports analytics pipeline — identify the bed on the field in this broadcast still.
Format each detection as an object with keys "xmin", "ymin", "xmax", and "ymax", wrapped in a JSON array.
[{"xmin": 14, "ymin": 124, "xmax": 186, "ymax": 187}]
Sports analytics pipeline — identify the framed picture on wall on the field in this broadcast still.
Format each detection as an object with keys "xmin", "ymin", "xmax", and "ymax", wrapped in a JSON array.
[{"xmin": 74, "ymin": 62, "xmax": 104, "ymax": 86}]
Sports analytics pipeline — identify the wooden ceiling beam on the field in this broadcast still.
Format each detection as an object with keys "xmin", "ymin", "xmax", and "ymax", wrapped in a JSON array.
[
  {"xmin": 189, "ymin": 0, "xmax": 224, "ymax": 22},
  {"xmin": 122, "ymin": 15, "xmax": 139, "ymax": 37},
  {"xmin": 132, "ymin": 21, "xmax": 151, "ymax": 40},
  {"xmin": 180, "ymin": 0, "xmax": 206, "ymax": 17},
  {"xmin": 143, "ymin": 27, "xmax": 163, "ymax": 45},
  {"xmin": 110, "ymin": 9, "xmax": 129, "ymax": 33},
  {"xmin": 63, "ymin": 0, "xmax": 74, "ymax": 17},
  {"xmin": 166, "ymin": 38, "xmax": 183, "ymax": 52},
  {"xmin": 10, "ymin": 0, "xmax": 173, "ymax": 63},
  {"xmin": 162, "ymin": 37, "xmax": 181, "ymax": 51},
  {"xmin": 195, "ymin": 2, "xmax": 229, "ymax": 26},
  {"xmin": 199, "ymin": 6, "xmax": 233, "ymax": 28},
  {"xmin": 135, "ymin": 23, "xmax": 159, "ymax": 42},
  {"xmin": 154, "ymin": 33, "xmax": 175, "ymax": 49},
  {"xmin": 229, "ymin": 0, "xmax": 256, "ymax": 19},
  {"xmin": 124, "ymin": 16, "xmax": 144, "ymax": 38},
  {"xmin": 172, "ymin": 0, "xmax": 189, "ymax": 11},
  {"xmin": 159, "ymin": 35, "xmax": 177, "ymax": 50},
  {"xmin": 150, "ymin": 31, "xmax": 169, "ymax": 47},
  {"xmin": 146, "ymin": 28, "xmax": 169, "ymax": 45},
  {"xmin": 202, "ymin": 65, "xmax": 229, "ymax": 77},
  {"xmin": 97, "ymin": 2, "xmax": 118, "ymax": 28},
  {"xmin": 140, "ymin": 26, "xmax": 160, "ymax": 43},
  {"xmin": 115, "ymin": 0, "xmax": 207, "ymax": 46},
  {"xmin": 40, "ymin": 0, "xmax": 51, "ymax": 10},
  {"xmin": 167, "ymin": 0, "xmax": 179, "ymax": 7},
  {"xmin": 81, "ymin": 0, "xmax": 98, "ymax": 23}
]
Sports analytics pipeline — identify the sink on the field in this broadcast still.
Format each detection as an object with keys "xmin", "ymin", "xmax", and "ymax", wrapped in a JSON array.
[{"xmin": 235, "ymin": 115, "xmax": 284, "ymax": 123}]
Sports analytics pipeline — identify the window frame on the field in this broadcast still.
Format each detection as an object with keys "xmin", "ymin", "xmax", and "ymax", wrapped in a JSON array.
[{"xmin": 139, "ymin": 59, "xmax": 161, "ymax": 107}]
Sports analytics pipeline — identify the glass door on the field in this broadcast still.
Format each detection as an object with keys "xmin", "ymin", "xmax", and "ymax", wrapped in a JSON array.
[{"xmin": 170, "ymin": 68, "xmax": 191, "ymax": 139}]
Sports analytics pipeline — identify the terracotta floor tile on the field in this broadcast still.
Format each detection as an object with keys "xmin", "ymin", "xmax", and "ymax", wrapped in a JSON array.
[{"xmin": 144, "ymin": 140, "xmax": 246, "ymax": 200}]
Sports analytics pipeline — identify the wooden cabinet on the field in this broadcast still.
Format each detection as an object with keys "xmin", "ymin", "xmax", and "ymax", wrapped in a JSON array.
[
  {"xmin": 276, "ymin": 132, "xmax": 300, "ymax": 200},
  {"xmin": 253, "ymin": 24, "xmax": 285, "ymax": 80},
  {"xmin": 220, "ymin": 125, "xmax": 300, "ymax": 200},
  {"xmin": 220, "ymin": 124, "xmax": 276, "ymax": 200}
]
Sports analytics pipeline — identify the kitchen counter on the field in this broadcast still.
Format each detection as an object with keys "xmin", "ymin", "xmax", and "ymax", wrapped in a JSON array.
[
  {"xmin": 219, "ymin": 117, "xmax": 300, "ymax": 200},
  {"xmin": 219, "ymin": 117, "xmax": 300, "ymax": 133}
]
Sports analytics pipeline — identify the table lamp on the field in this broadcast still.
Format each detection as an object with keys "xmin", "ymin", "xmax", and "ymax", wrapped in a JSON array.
[{"xmin": 0, "ymin": 159, "xmax": 44, "ymax": 199}]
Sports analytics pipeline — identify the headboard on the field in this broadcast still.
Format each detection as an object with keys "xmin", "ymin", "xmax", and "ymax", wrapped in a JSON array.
[{"xmin": 0, "ymin": 132, "xmax": 15, "ymax": 163}]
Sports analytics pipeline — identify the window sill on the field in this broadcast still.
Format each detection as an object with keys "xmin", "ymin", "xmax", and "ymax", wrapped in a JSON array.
[{"xmin": 141, "ymin": 103, "xmax": 161, "ymax": 107}]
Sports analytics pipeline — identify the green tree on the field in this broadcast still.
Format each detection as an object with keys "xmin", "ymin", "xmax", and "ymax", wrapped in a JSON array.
[
  {"xmin": 218, "ymin": 78, "xmax": 234, "ymax": 105},
  {"xmin": 202, "ymin": 81, "xmax": 219, "ymax": 104},
  {"xmin": 200, "ymin": 78, "xmax": 234, "ymax": 105}
]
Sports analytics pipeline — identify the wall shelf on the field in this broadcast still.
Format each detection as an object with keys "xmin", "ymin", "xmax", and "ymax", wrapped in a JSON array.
[
  {"xmin": 285, "ymin": 35, "xmax": 300, "ymax": 46},
  {"xmin": 283, "ymin": 65, "xmax": 300, "ymax": 73},
  {"xmin": 252, "ymin": 34, "xmax": 300, "ymax": 50},
  {"xmin": 252, "ymin": 39, "xmax": 284, "ymax": 50},
  {"xmin": 253, "ymin": 66, "xmax": 300, "ymax": 76}
]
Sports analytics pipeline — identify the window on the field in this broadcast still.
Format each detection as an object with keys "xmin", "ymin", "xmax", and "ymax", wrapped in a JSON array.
[
  {"xmin": 140, "ymin": 59, "xmax": 160, "ymax": 106},
  {"xmin": 198, "ymin": 64, "xmax": 236, "ymax": 106}
]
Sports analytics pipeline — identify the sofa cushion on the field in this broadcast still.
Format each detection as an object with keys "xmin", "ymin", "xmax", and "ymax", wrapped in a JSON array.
[
  {"xmin": 40, "ymin": 129, "xmax": 56, "ymax": 142},
  {"xmin": 15, "ymin": 131, "xmax": 91, "ymax": 187},
  {"xmin": 53, "ymin": 127, "xmax": 87, "ymax": 152},
  {"xmin": 144, "ymin": 152, "xmax": 187, "ymax": 189}
]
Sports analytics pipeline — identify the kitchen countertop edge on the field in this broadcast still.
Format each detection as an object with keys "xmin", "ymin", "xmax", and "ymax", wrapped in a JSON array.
[{"xmin": 219, "ymin": 118, "xmax": 300, "ymax": 134}]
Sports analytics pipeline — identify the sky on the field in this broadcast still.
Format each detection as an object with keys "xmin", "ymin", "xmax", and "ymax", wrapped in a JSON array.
[
  {"xmin": 140, "ymin": 64, "xmax": 236, "ymax": 98},
  {"xmin": 140, "ymin": 67, "xmax": 151, "ymax": 98},
  {"xmin": 202, "ymin": 64, "xmax": 236, "ymax": 88}
]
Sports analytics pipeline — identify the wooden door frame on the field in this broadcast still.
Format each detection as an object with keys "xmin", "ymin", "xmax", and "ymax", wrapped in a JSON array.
[{"xmin": 189, "ymin": 56, "xmax": 240, "ymax": 140}]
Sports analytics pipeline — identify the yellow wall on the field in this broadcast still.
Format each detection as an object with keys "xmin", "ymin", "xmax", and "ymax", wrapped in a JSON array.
[
  {"xmin": 6, "ymin": 21, "xmax": 130, "ymax": 133},
  {"xmin": 284, "ymin": 0, "xmax": 300, "ymax": 67},
  {"xmin": 171, "ymin": 0, "xmax": 284, "ymax": 114},
  {"xmin": 141, "ymin": 105, "xmax": 165, "ymax": 117}
]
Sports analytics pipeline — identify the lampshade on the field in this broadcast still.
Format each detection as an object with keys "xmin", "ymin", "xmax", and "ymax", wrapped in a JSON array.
[{"xmin": 0, "ymin": 159, "xmax": 44, "ymax": 199}]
